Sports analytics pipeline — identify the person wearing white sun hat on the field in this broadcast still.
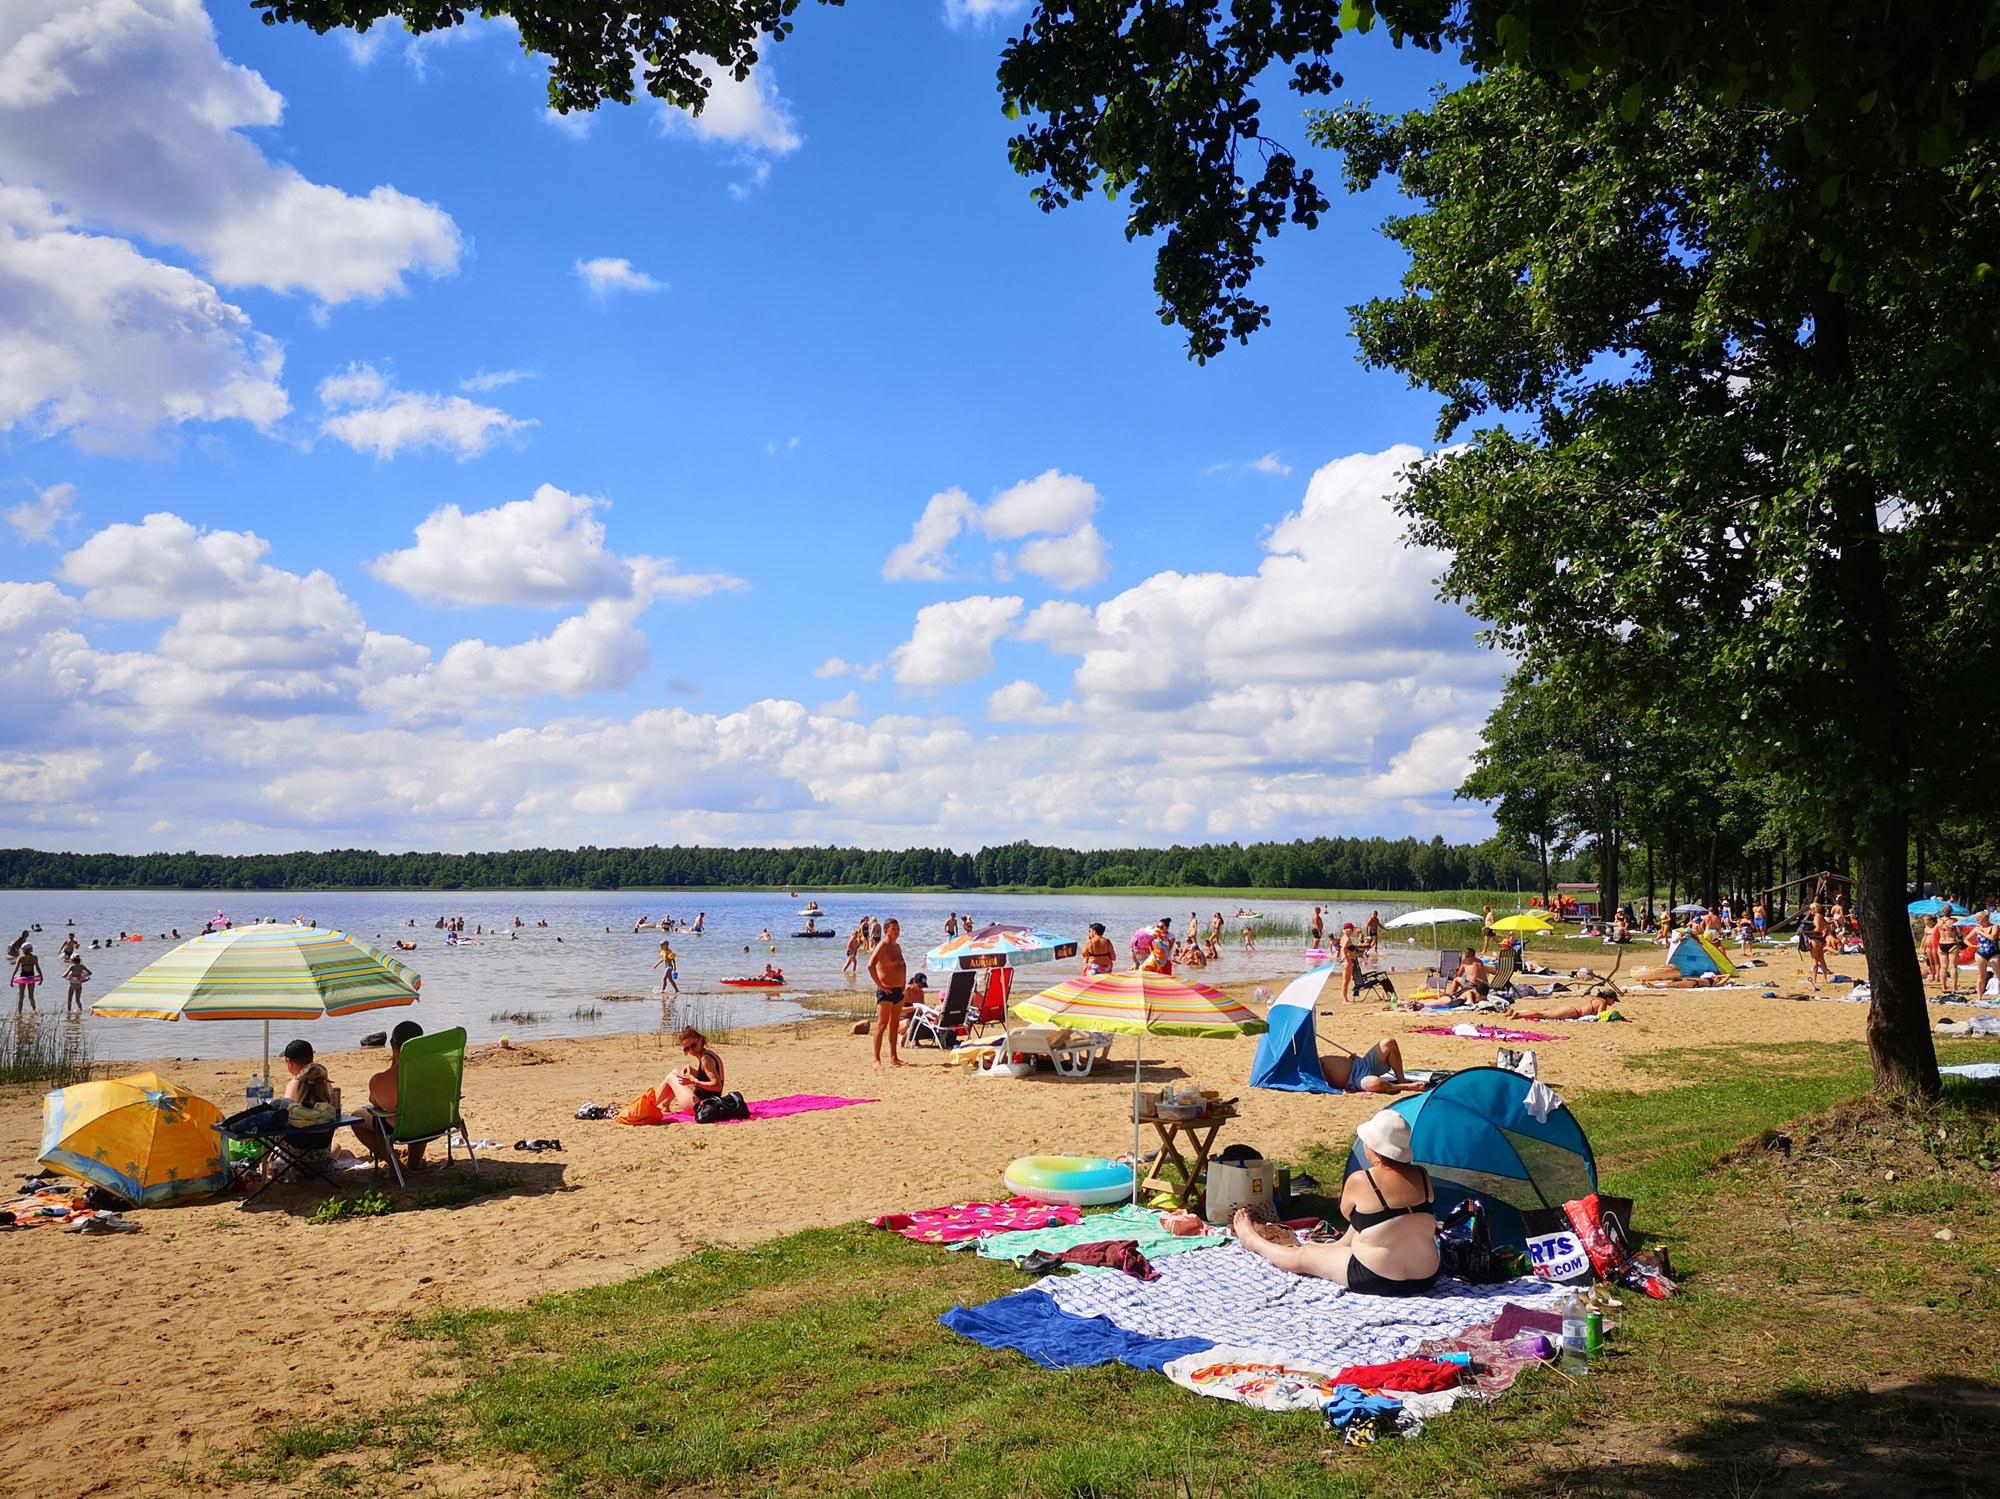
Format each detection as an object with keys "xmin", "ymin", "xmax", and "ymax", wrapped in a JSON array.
[{"xmin": 1232, "ymin": 1109, "xmax": 1441, "ymax": 1295}]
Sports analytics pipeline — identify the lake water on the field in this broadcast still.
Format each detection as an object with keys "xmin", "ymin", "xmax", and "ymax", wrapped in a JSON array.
[{"xmin": 1, "ymin": 889, "xmax": 1424, "ymax": 1063}]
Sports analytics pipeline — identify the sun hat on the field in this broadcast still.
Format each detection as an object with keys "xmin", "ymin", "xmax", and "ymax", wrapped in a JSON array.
[{"xmin": 1356, "ymin": 1110, "xmax": 1413, "ymax": 1163}]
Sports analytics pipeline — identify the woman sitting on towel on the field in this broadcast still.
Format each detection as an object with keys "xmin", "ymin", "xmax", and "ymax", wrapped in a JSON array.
[
  {"xmin": 1320, "ymin": 1037, "xmax": 1423, "ymax": 1095},
  {"xmin": 1234, "ymin": 1112, "xmax": 1439, "ymax": 1296},
  {"xmin": 662, "ymin": 1026, "xmax": 725, "ymax": 1113}
]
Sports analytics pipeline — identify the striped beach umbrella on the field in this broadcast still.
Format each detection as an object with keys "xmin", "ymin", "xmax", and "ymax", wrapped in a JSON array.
[
  {"xmin": 92, "ymin": 923, "xmax": 420, "ymax": 1085},
  {"xmin": 1014, "ymin": 970, "xmax": 1266, "ymax": 1202},
  {"xmin": 925, "ymin": 923, "xmax": 1079, "ymax": 973},
  {"xmin": 1013, "ymin": 970, "xmax": 1265, "ymax": 1038}
]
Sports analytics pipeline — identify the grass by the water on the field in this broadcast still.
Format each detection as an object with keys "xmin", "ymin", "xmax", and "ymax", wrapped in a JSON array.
[
  {"xmin": 207, "ymin": 1042, "xmax": 2000, "ymax": 1498},
  {"xmin": 0, "ymin": 1016, "xmax": 95, "ymax": 1088}
]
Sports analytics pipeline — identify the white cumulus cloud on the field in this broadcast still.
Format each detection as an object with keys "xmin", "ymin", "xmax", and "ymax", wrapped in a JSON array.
[
  {"xmin": 369, "ymin": 484, "xmax": 740, "ymax": 608},
  {"xmin": 890, "ymin": 594, "xmax": 1023, "ymax": 690},
  {"xmin": 5, "ymin": 481, "xmax": 76, "ymax": 543},
  {"xmin": 574, "ymin": 256, "xmax": 665, "ymax": 296},
  {"xmin": 0, "ymin": 1, "xmax": 460, "ymax": 306},
  {"xmin": 318, "ymin": 363, "xmax": 529, "ymax": 461},
  {"xmin": 0, "ymin": 191, "xmax": 289, "ymax": 452},
  {"xmin": 883, "ymin": 470, "xmax": 1110, "ymax": 590}
]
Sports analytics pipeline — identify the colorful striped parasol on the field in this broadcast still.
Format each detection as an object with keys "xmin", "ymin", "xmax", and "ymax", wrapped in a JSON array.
[
  {"xmin": 92, "ymin": 923, "xmax": 421, "ymax": 1086},
  {"xmin": 925, "ymin": 923, "xmax": 1080, "ymax": 973},
  {"xmin": 1014, "ymin": 970, "xmax": 1267, "ymax": 1202},
  {"xmin": 1013, "ymin": 970, "xmax": 1265, "ymax": 1038}
]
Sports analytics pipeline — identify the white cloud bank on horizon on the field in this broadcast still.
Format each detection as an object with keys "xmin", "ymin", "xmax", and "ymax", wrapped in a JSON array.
[{"xmin": 0, "ymin": 448, "xmax": 1504, "ymax": 852}]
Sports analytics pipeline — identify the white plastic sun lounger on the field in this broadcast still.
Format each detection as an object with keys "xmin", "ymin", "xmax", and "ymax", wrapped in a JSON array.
[{"xmin": 961, "ymin": 1023, "xmax": 1114, "ymax": 1078}]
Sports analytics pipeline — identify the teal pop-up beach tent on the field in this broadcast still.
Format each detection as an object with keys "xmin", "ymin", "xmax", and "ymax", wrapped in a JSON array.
[{"xmin": 1346, "ymin": 1066, "xmax": 1597, "ymax": 1246}]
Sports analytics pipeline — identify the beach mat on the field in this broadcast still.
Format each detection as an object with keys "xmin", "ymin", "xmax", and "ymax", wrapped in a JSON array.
[
  {"xmin": 620, "ymin": 1092, "xmax": 876, "ymax": 1126},
  {"xmin": 1041, "ymin": 1242, "xmax": 1565, "ymax": 1372}
]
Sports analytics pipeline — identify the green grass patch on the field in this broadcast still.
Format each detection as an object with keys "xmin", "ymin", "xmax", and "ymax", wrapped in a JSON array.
[
  {"xmin": 224, "ymin": 1045, "xmax": 2000, "ymax": 1497},
  {"xmin": 308, "ymin": 1189, "xmax": 395, "ymax": 1224}
]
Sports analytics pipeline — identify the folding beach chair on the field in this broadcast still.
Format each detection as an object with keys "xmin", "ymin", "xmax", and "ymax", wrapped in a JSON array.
[
  {"xmin": 906, "ymin": 973, "xmax": 974, "ymax": 1050},
  {"xmin": 358, "ymin": 1026, "xmax": 479, "ymax": 1188},
  {"xmin": 1433, "ymin": 949, "xmax": 1462, "ymax": 990},
  {"xmin": 967, "ymin": 967, "xmax": 1011, "ymax": 1038}
]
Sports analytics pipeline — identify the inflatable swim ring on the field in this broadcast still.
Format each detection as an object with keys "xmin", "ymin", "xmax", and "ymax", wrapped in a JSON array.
[{"xmin": 1003, "ymin": 1154, "xmax": 1133, "ymax": 1207}]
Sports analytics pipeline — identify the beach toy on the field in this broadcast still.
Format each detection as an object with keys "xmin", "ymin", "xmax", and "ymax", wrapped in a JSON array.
[
  {"xmin": 1131, "ymin": 927, "xmax": 1154, "ymax": 953},
  {"xmin": 1003, "ymin": 1154, "xmax": 1134, "ymax": 1207}
]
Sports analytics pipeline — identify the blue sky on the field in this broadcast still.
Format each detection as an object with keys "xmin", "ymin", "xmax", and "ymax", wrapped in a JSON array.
[{"xmin": 0, "ymin": 1, "xmax": 1503, "ymax": 854}]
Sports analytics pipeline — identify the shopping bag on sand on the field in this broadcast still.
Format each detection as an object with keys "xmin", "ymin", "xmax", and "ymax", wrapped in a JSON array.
[{"xmin": 617, "ymin": 1087, "xmax": 665, "ymax": 1126}]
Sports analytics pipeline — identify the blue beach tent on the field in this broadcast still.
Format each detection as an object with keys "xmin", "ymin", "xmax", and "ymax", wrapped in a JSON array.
[
  {"xmin": 1249, "ymin": 966, "xmax": 1340, "ymax": 1094},
  {"xmin": 1666, "ymin": 932, "xmax": 1735, "ymax": 977},
  {"xmin": 1345, "ymin": 1067, "xmax": 1598, "ymax": 1247}
]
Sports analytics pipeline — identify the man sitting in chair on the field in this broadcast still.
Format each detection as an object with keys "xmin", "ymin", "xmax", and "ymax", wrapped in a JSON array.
[
  {"xmin": 1409, "ymin": 948, "xmax": 1490, "ymax": 1010},
  {"xmin": 352, "ymin": 1020, "xmax": 425, "ymax": 1171}
]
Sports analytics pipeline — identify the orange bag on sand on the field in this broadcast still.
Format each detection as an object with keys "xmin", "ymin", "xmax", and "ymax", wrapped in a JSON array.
[{"xmin": 617, "ymin": 1087, "xmax": 665, "ymax": 1126}]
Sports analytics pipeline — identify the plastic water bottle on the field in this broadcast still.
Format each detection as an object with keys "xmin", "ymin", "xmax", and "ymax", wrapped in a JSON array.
[
  {"xmin": 1560, "ymin": 1294, "xmax": 1591, "ymax": 1374},
  {"xmin": 245, "ymin": 1071, "xmax": 270, "ymax": 1104}
]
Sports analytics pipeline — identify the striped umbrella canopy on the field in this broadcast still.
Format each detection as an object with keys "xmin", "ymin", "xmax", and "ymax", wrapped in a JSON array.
[
  {"xmin": 92, "ymin": 923, "xmax": 421, "ymax": 1021},
  {"xmin": 1013, "ymin": 970, "xmax": 1266, "ymax": 1204},
  {"xmin": 1014, "ymin": 970, "xmax": 1266, "ymax": 1038},
  {"xmin": 925, "ymin": 923, "xmax": 1079, "ymax": 973},
  {"xmin": 92, "ymin": 923, "xmax": 420, "ymax": 1086}
]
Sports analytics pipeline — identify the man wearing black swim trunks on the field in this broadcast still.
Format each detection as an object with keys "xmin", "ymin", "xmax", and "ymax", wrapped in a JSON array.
[{"xmin": 868, "ymin": 917, "xmax": 907, "ymax": 1069}]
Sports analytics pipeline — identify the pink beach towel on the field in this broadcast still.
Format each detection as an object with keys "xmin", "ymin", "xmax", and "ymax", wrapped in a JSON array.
[
  {"xmin": 1409, "ymin": 1024, "xmax": 1565, "ymax": 1043},
  {"xmin": 871, "ymin": 1196, "xmax": 1083, "ymax": 1244},
  {"xmin": 656, "ymin": 1092, "xmax": 877, "ymax": 1125}
]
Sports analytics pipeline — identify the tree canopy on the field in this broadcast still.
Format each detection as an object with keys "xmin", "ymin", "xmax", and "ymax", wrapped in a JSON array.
[{"xmin": 0, "ymin": 834, "xmax": 1571, "ymax": 894}]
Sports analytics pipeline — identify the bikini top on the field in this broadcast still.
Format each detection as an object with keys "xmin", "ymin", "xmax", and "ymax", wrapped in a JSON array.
[{"xmin": 1346, "ymin": 1167, "xmax": 1434, "ymax": 1232}]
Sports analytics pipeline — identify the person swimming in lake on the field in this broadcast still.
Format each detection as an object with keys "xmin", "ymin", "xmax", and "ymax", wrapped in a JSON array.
[{"xmin": 1233, "ymin": 1111, "xmax": 1439, "ymax": 1295}]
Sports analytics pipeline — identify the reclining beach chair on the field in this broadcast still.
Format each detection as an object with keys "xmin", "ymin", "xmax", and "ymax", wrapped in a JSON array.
[
  {"xmin": 1432, "ymin": 949, "xmax": 1461, "ymax": 990},
  {"xmin": 906, "ymin": 972, "xmax": 975, "ymax": 1049},
  {"xmin": 964, "ymin": 1023, "xmax": 1115, "ymax": 1078},
  {"xmin": 966, "ymin": 967, "xmax": 1011, "ymax": 1038},
  {"xmin": 358, "ymin": 1026, "xmax": 479, "ymax": 1188}
]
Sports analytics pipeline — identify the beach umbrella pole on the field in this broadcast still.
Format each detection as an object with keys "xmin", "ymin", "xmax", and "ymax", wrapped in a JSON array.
[
  {"xmin": 262, "ymin": 1018, "xmax": 271, "ymax": 1098},
  {"xmin": 1131, "ymin": 1029, "xmax": 1143, "ymax": 1205}
]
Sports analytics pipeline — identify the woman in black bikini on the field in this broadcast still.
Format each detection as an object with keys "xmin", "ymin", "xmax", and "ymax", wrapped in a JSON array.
[
  {"xmin": 661, "ymin": 1026, "xmax": 725, "ymax": 1113},
  {"xmin": 1233, "ymin": 1110, "xmax": 1440, "ymax": 1295}
]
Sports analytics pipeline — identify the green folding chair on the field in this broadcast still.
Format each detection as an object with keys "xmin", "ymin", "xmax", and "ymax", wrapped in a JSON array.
[{"xmin": 359, "ymin": 1026, "xmax": 478, "ymax": 1187}]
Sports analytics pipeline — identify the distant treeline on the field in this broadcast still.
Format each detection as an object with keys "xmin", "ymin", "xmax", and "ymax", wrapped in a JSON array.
[{"xmin": 0, "ymin": 837, "xmax": 1578, "ymax": 894}]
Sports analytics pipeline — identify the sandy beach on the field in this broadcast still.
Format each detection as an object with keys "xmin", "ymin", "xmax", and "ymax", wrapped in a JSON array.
[{"xmin": 0, "ymin": 946, "xmax": 1959, "ymax": 1496}]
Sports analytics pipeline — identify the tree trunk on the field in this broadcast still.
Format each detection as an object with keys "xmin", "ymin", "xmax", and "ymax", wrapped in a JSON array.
[
  {"xmin": 1857, "ymin": 816, "xmax": 1938, "ymax": 1096},
  {"xmin": 1809, "ymin": 292, "xmax": 1934, "ymax": 1096}
]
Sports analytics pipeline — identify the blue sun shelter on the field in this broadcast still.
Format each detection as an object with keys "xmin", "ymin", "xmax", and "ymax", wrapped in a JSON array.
[
  {"xmin": 1666, "ymin": 932, "xmax": 1736, "ymax": 978},
  {"xmin": 1249, "ymin": 965, "xmax": 1340, "ymax": 1094},
  {"xmin": 1345, "ymin": 1066, "xmax": 1598, "ymax": 1247}
]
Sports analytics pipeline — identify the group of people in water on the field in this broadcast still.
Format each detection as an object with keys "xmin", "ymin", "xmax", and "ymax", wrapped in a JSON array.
[{"xmin": 8, "ymin": 929, "xmax": 90, "ymax": 1014}]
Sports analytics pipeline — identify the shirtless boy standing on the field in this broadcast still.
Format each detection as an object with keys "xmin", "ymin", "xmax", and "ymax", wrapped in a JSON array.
[{"xmin": 868, "ymin": 918, "xmax": 908, "ymax": 1068}]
